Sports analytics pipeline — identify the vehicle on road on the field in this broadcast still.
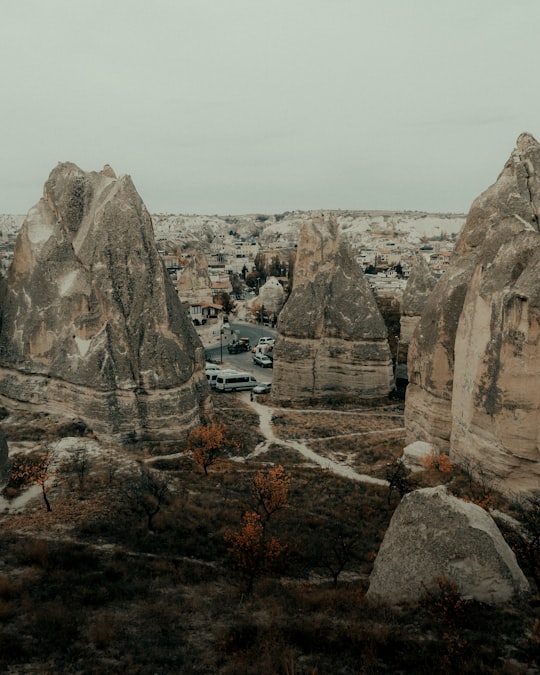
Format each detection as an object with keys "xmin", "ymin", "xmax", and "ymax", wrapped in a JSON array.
[
  {"xmin": 227, "ymin": 337, "xmax": 251, "ymax": 354},
  {"xmin": 206, "ymin": 371, "xmax": 220, "ymax": 388},
  {"xmin": 252, "ymin": 382, "xmax": 272, "ymax": 394},
  {"xmin": 215, "ymin": 371, "xmax": 258, "ymax": 392},
  {"xmin": 252, "ymin": 337, "xmax": 275, "ymax": 352},
  {"xmin": 253, "ymin": 353, "xmax": 273, "ymax": 368},
  {"xmin": 205, "ymin": 362, "xmax": 221, "ymax": 371}
]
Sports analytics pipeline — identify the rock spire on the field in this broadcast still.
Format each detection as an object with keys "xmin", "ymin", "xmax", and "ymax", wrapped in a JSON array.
[
  {"xmin": 405, "ymin": 133, "xmax": 540, "ymax": 494},
  {"xmin": 271, "ymin": 214, "xmax": 393, "ymax": 403},
  {"xmin": 0, "ymin": 162, "xmax": 211, "ymax": 443}
]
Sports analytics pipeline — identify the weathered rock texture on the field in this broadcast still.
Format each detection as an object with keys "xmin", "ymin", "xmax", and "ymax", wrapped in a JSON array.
[
  {"xmin": 367, "ymin": 486, "xmax": 529, "ymax": 605},
  {"xmin": 0, "ymin": 428, "xmax": 8, "ymax": 479},
  {"xmin": 271, "ymin": 214, "xmax": 393, "ymax": 403},
  {"xmin": 176, "ymin": 251, "xmax": 213, "ymax": 305},
  {"xmin": 400, "ymin": 256, "xmax": 437, "ymax": 362},
  {"xmin": 0, "ymin": 163, "xmax": 211, "ymax": 443},
  {"xmin": 251, "ymin": 276, "xmax": 285, "ymax": 316},
  {"xmin": 406, "ymin": 133, "xmax": 540, "ymax": 494}
]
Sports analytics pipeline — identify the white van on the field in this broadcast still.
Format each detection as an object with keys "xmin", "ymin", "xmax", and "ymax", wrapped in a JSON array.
[
  {"xmin": 205, "ymin": 362, "xmax": 221, "ymax": 371},
  {"xmin": 207, "ymin": 368, "xmax": 238, "ymax": 389},
  {"xmin": 215, "ymin": 371, "xmax": 258, "ymax": 392},
  {"xmin": 258, "ymin": 337, "xmax": 275, "ymax": 346},
  {"xmin": 206, "ymin": 370, "xmax": 220, "ymax": 388}
]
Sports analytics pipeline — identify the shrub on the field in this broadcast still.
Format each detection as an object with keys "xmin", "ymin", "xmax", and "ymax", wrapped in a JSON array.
[{"xmin": 421, "ymin": 450, "xmax": 453, "ymax": 473}]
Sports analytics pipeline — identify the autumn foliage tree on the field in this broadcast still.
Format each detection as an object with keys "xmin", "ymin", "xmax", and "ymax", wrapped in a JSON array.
[
  {"xmin": 249, "ymin": 465, "xmax": 290, "ymax": 523},
  {"xmin": 225, "ymin": 465, "xmax": 291, "ymax": 593},
  {"xmin": 224, "ymin": 511, "xmax": 287, "ymax": 594},
  {"xmin": 7, "ymin": 449, "xmax": 53, "ymax": 512},
  {"xmin": 187, "ymin": 421, "xmax": 239, "ymax": 475}
]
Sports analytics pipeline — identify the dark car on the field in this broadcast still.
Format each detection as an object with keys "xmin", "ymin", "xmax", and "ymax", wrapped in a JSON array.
[{"xmin": 227, "ymin": 342, "xmax": 245, "ymax": 354}]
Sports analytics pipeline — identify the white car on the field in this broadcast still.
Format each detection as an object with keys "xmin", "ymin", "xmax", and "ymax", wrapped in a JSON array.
[
  {"xmin": 252, "ymin": 382, "xmax": 272, "ymax": 394},
  {"xmin": 253, "ymin": 353, "xmax": 273, "ymax": 368}
]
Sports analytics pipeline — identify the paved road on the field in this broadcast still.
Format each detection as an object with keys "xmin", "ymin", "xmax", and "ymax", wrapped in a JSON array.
[{"xmin": 205, "ymin": 321, "xmax": 276, "ymax": 379}]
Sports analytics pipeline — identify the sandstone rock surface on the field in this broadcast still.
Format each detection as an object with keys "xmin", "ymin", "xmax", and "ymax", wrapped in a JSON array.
[
  {"xmin": 367, "ymin": 486, "xmax": 529, "ymax": 605},
  {"xmin": 271, "ymin": 214, "xmax": 393, "ymax": 403},
  {"xmin": 0, "ymin": 163, "xmax": 211, "ymax": 443},
  {"xmin": 251, "ymin": 276, "xmax": 285, "ymax": 316},
  {"xmin": 400, "ymin": 256, "xmax": 437, "ymax": 362},
  {"xmin": 406, "ymin": 133, "xmax": 540, "ymax": 493},
  {"xmin": 177, "ymin": 251, "xmax": 213, "ymax": 306},
  {"xmin": 401, "ymin": 440, "xmax": 434, "ymax": 472}
]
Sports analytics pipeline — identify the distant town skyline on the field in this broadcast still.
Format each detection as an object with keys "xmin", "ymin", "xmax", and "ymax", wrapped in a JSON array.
[{"xmin": 2, "ymin": 1, "xmax": 540, "ymax": 216}]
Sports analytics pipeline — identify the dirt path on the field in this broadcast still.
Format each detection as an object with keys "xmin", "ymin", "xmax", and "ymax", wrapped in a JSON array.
[{"xmin": 238, "ymin": 393, "xmax": 388, "ymax": 486}]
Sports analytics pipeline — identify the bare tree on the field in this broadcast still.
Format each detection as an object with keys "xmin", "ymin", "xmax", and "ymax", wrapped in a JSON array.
[{"xmin": 121, "ymin": 464, "xmax": 171, "ymax": 531}]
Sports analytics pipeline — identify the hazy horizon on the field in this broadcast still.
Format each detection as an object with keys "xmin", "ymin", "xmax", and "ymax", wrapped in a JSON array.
[{"xmin": 2, "ymin": 1, "xmax": 540, "ymax": 215}]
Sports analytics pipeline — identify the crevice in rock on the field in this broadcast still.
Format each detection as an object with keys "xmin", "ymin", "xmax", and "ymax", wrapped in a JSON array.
[{"xmin": 521, "ymin": 154, "xmax": 539, "ymax": 230}]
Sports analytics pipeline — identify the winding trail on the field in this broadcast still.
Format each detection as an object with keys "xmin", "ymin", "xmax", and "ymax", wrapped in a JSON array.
[{"xmin": 237, "ymin": 393, "xmax": 388, "ymax": 486}]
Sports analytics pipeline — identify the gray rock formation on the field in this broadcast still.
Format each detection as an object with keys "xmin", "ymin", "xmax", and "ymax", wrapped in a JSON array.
[
  {"xmin": 271, "ymin": 214, "xmax": 393, "ymax": 403},
  {"xmin": 401, "ymin": 440, "xmax": 434, "ymax": 473},
  {"xmin": 251, "ymin": 276, "xmax": 285, "ymax": 316},
  {"xmin": 400, "ymin": 256, "xmax": 437, "ymax": 361},
  {"xmin": 177, "ymin": 251, "xmax": 213, "ymax": 305},
  {"xmin": 0, "ymin": 162, "xmax": 211, "ymax": 443},
  {"xmin": 406, "ymin": 133, "xmax": 540, "ymax": 494},
  {"xmin": 367, "ymin": 486, "xmax": 529, "ymax": 605}
]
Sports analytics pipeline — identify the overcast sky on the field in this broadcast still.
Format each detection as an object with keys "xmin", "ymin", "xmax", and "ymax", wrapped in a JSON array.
[{"xmin": 2, "ymin": 1, "xmax": 539, "ymax": 216}]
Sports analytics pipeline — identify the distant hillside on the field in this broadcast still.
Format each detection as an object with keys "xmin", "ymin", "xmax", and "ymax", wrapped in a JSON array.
[
  {"xmin": 0, "ymin": 210, "xmax": 466, "ymax": 247},
  {"xmin": 151, "ymin": 210, "xmax": 466, "ymax": 248}
]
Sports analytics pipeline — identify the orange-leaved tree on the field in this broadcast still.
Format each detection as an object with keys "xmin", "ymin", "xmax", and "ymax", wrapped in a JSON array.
[
  {"xmin": 249, "ymin": 465, "xmax": 290, "ymax": 523},
  {"xmin": 186, "ymin": 421, "xmax": 239, "ymax": 475},
  {"xmin": 8, "ymin": 449, "xmax": 53, "ymax": 512},
  {"xmin": 225, "ymin": 465, "xmax": 291, "ymax": 593},
  {"xmin": 224, "ymin": 510, "xmax": 287, "ymax": 594}
]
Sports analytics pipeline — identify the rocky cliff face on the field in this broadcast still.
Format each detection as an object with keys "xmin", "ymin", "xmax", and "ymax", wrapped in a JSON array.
[
  {"xmin": 0, "ymin": 163, "xmax": 211, "ymax": 443},
  {"xmin": 271, "ymin": 214, "xmax": 393, "ymax": 403},
  {"xmin": 405, "ymin": 133, "xmax": 540, "ymax": 493},
  {"xmin": 400, "ymin": 256, "xmax": 437, "ymax": 362}
]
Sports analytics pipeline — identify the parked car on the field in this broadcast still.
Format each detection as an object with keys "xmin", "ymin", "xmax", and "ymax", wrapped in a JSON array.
[
  {"xmin": 253, "ymin": 353, "xmax": 273, "ymax": 368},
  {"xmin": 205, "ymin": 362, "xmax": 221, "ymax": 371},
  {"xmin": 252, "ymin": 382, "xmax": 272, "ymax": 394},
  {"xmin": 257, "ymin": 337, "xmax": 275, "ymax": 346}
]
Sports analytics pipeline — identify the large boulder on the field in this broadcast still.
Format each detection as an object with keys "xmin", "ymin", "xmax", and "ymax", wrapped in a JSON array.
[
  {"xmin": 405, "ymin": 133, "xmax": 540, "ymax": 494},
  {"xmin": 367, "ymin": 486, "xmax": 529, "ymax": 605},
  {"xmin": 271, "ymin": 214, "xmax": 393, "ymax": 403},
  {"xmin": 0, "ymin": 163, "xmax": 211, "ymax": 443},
  {"xmin": 251, "ymin": 276, "xmax": 285, "ymax": 316}
]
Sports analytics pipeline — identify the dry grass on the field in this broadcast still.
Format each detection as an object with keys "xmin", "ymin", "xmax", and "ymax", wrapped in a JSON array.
[
  {"xmin": 271, "ymin": 403, "xmax": 404, "ymax": 440},
  {"xmin": 0, "ymin": 392, "xmax": 537, "ymax": 673}
]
